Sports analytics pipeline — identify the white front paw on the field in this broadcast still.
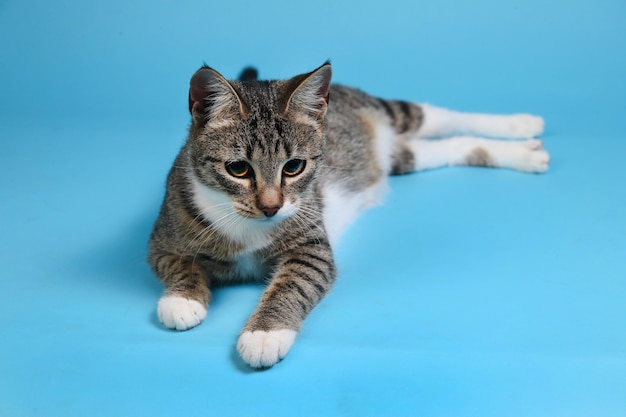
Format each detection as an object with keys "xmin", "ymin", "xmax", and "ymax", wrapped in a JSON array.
[
  {"xmin": 508, "ymin": 114, "xmax": 545, "ymax": 138},
  {"xmin": 157, "ymin": 295, "xmax": 207, "ymax": 331},
  {"xmin": 237, "ymin": 329, "xmax": 297, "ymax": 368}
]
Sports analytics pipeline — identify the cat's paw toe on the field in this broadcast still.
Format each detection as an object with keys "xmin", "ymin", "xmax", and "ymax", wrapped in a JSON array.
[
  {"xmin": 237, "ymin": 329, "xmax": 297, "ymax": 368},
  {"xmin": 509, "ymin": 114, "xmax": 544, "ymax": 138},
  {"xmin": 157, "ymin": 295, "xmax": 207, "ymax": 331},
  {"xmin": 530, "ymin": 149, "xmax": 550, "ymax": 173},
  {"xmin": 520, "ymin": 146, "xmax": 550, "ymax": 173}
]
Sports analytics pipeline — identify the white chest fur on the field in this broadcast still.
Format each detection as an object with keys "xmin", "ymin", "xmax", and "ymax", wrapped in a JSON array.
[
  {"xmin": 189, "ymin": 174, "xmax": 276, "ymax": 252},
  {"xmin": 233, "ymin": 252, "xmax": 268, "ymax": 280}
]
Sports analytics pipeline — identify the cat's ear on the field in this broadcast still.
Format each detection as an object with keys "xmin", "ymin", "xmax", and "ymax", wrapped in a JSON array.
[
  {"xmin": 282, "ymin": 62, "xmax": 332, "ymax": 120},
  {"xmin": 188, "ymin": 66, "xmax": 247, "ymax": 125}
]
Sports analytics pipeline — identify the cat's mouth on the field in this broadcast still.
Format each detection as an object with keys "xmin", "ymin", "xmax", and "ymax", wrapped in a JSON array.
[
  {"xmin": 237, "ymin": 208, "xmax": 286, "ymax": 222},
  {"xmin": 235, "ymin": 201, "xmax": 298, "ymax": 223}
]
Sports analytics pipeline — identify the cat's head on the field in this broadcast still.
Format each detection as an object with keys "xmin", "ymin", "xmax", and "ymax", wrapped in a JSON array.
[{"xmin": 186, "ymin": 62, "xmax": 332, "ymax": 224}]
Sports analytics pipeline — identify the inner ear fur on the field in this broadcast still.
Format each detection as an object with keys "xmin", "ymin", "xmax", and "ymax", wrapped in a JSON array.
[
  {"xmin": 280, "ymin": 62, "xmax": 332, "ymax": 120},
  {"xmin": 188, "ymin": 66, "xmax": 248, "ymax": 124}
]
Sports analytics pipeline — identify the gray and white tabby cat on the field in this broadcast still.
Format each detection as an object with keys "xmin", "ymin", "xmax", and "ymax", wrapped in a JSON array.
[{"xmin": 149, "ymin": 62, "xmax": 548, "ymax": 369}]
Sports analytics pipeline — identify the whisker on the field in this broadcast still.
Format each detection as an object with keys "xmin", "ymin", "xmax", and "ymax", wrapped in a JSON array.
[
  {"xmin": 191, "ymin": 210, "xmax": 241, "ymax": 269},
  {"xmin": 181, "ymin": 204, "xmax": 240, "ymax": 265},
  {"xmin": 180, "ymin": 201, "xmax": 233, "ymax": 240},
  {"xmin": 290, "ymin": 207, "xmax": 326, "ymax": 245}
]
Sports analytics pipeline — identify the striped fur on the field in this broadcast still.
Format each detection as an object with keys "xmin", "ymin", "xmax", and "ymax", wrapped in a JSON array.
[{"xmin": 149, "ymin": 62, "xmax": 548, "ymax": 369}]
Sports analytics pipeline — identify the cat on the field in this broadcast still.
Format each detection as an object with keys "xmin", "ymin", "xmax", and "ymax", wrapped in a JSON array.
[{"xmin": 148, "ymin": 61, "xmax": 548, "ymax": 369}]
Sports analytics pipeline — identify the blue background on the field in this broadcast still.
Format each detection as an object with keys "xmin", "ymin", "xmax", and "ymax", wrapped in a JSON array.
[{"xmin": 1, "ymin": 0, "xmax": 625, "ymax": 416}]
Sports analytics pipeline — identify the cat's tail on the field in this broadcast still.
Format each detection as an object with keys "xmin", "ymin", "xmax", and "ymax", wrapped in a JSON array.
[{"xmin": 239, "ymin": 66, "xmax": 258, "ymax": 82}]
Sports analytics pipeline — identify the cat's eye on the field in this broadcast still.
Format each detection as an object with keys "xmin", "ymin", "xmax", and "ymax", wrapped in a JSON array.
[
  {"xmin": 225, "ymin": 161, "xmax": 252, "ymax": 178},
  {"xmin": 282, "ymin": 159, "xmax": 306, "ymax": 177}
]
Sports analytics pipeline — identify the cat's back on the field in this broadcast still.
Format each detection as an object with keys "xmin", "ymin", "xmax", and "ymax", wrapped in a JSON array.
[
  {"xmin": 327, "ymin": 84, "xmax": 381, "ymax": 114},
  {"xmin": 324, "ymin": 83, "xmax": 397, "ymax": 150},
  {"xmin": 318, "ymin": 84, "xmax": 391, "ymax": 187}
]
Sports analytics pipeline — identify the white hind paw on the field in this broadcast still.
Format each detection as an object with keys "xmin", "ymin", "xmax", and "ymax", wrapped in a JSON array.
[
  {"xmin": 528, "ymin": 149, "xmax": 550, "ymax": 173},
  {"xmin": 508, "ymin": 114, "xmax": 544, "ymax": 138},
  {"xmin": 517, "ymin": 141, "xmax": 550, "ymax": 173},
  {"xmin": 237, "ymin": 329, "xmax": 297, "ymax": 368},
  {"xmin": 157, "ymin": 295, "xmax": 207, "ymax": 331}
]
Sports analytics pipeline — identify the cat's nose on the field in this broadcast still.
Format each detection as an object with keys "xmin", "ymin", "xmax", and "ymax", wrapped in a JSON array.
[
  {"xmin": 259, "ymin": 205, "xmax": 280, "ymax": 218},
  {"xmin": 257, "ymin": 186, "xmax": 283, "ymax": 218}
]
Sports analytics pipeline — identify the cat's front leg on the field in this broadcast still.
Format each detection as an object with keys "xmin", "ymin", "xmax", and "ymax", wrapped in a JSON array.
[
  {"xmin": 150, "ymin": 252, "xmax": 211, "ymax": 331},
  {"xmin": 237, "ymin": 244, "xmax": 336, "ymax": 368}
]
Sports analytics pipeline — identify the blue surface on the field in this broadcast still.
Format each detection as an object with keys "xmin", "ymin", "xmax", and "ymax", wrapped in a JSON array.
[{"xmin": 1, "ymin": 0, "xmax": 625, "ymax": 416}]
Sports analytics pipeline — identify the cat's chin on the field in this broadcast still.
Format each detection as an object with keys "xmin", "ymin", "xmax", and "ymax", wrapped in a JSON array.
[{"xmin": 244, "ymin": 213, "xmax": 292, "ymax": 224}]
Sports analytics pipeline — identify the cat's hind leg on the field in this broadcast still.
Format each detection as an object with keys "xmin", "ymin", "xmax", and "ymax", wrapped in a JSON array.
[
  {"xmin": 410, "ymin": 136, "xmax": 550, "ymax": 173},
  {"xmin": 418, "ymin": 104, "xmax": 544, "ymax": 140}
]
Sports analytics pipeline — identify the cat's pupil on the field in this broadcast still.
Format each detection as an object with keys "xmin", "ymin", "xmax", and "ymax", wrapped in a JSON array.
[
  {"xmin": 283, "ymin": 159, "xmax": 306, "ymax": 176},
  {"xmin": 225, "ymin": 161, "xmax": 251, "ymax": 178}
]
